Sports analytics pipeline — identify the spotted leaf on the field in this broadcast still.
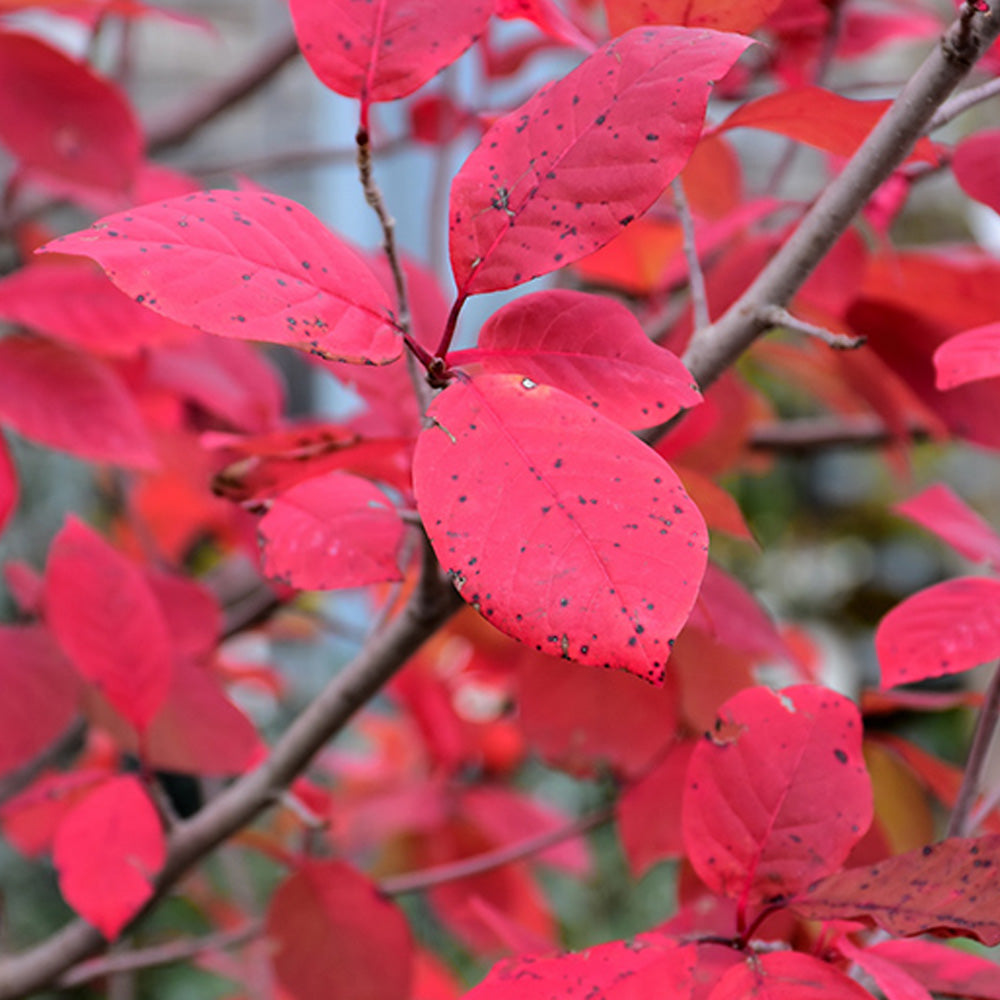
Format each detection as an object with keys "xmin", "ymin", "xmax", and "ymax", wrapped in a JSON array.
[
  {"xmin": 40, "ymin": 189, "xmax": 401, "ymax": 364},
  {"xmin": 449, "ymin": 25, "xmax": 752, "ymax": 296},
  {"xmin": 876, "ymin": 577, "xmax": 1000, "ymax": 687},
  {"xmin": 412, "ymin": 373, "xmax": 708, "ymax": 683},
  {"xmin": 707, "ymin": 951, "xmax": 876, "ymax": 1000},
  {"xmin": 449, "ymin": 289, "xmax": 702, "ymax": 429},
  {"xmin": 682, "ymin": 684, "xmax": 872, "ymax": 909},
  {"xmin": 792, "ymin": 834, "xmax": 1000, "ymax": 946},
  {"xmin": 290, "ymin": 0, "xmax": 491, "ymax": 105}
]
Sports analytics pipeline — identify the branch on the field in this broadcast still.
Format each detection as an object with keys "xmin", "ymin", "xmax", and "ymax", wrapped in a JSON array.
[
  {"xmin": 755, "ymin": 305, "xmax": 865, "ymax": 350},
  {"xmin": 671, "ymin": 177, "xmax": 710, "ymax": 332},
  {"xmin": 681, "ymin": 1, "xmax": 1000, "ymax": 392},
  {"xmin": 56, "ymin": 923, "xmax": 261, "ymax": 989},
  {"xmin": 379, "ymin": 806, "xmax": 613, "ymax": 896},
  {"xmin": 927, "ymin": 73, "xmax": 1000, "ymax": 132},
  {"xmin": 146, "ymin": 31, "xmax": 301, "ymax": 154},
  {"xmin": 947, "ymin": 661, "xmax": 1000, "ymax": 838},
  {"xmin": 748, "ymin": 415, "xmax": 932, "ymax": 453},
  {"xmin": 0, "ymin": 718, "xmax": 86, "ymax": 807},
  {"xmin": 0, "ymin": 542, "xmax": 463, "ymax": 999}
]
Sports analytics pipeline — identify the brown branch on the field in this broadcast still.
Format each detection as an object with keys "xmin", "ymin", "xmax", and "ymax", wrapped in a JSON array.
[
  {"xmin": 0, "ymin": 541, "xmax": 462, "ymax": 999},
  {"xmin": 379, "ymin": 806, "xmax": 613, "ymax": 896},
  {"xmin": 947, "ymin": 662, "xmax": 1000, "ymax": 838},
  {"xmin": 56, "ymin": 922, "xmax": 262, "ymax": 989},
  {"xmin": 146, "ymin": 31, "xmax": 301, "ymax": 154},
  {"xmin": 671, "ymin": 177, "xmax": 710, "ymax": 333},
  {"xmin": 756, "ymin": 305, "xmax": 866, "ymax": 350},
  {"xmin": 928, "ymin": 73, "xmax": 1000, "ymax": 132},
  {"xmin": 681, "ymin": 0, "xmax": 1000, "ymax": 393},
  {"xmin": 748, "ymin": 416, "xmax": 932, "ymax": 453}
]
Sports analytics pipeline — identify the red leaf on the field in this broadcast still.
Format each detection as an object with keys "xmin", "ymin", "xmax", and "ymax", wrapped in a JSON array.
[
  {"xmin": 0, "ymin": 626, "xmax": 79, "ymax": 776},
  {"xmin": 53, "ymin": 775, "xmax": 166, "ymax": 939},
  {"xmin": 792, "ymin": 834, "xmax": 1000, "ymax": 946},
  {"xmin": 934, "ymin": 322, "xmax": 1000, "ymax": 389},
  {"xmin": 267, "ymin": 859, "xmax": 413, "ymax": 1000},
  {"xmin": 707, "ymin": 951, "xmax": 875, "ymax": 1000},
  {"xmin": 952, "ymin": 129, "xmax": 1000, "ymax": 214},
  {"xmin": 718, "ymin": 87, "xmax": 940, "ymax": 164},
  {"xmin": 413, "ymin": 374, "xmax": 708, "ymax": 683},
  {"xmin": 0, "ymin": 434, "xmax": 16, "ymax": 536},
  {"xmin": 876, "ymin": 577, "xmax": 1000, "ymax": 687},
  {"xmin": 45, "ymin": 517, "xmax": 173, "ymax": 732},
  {"xmin": 517, "ymin": 655, "xmax": 680, "ymax": 776},
  {"xmin": 42, "ymin": 189, "xmax": 401, "ymax": 364},
  {"xmin": 605, "ymin": 0, "xmax": 782, "ymax": 35},
  {"xmin": 88, "ymin": 658, "xmax": 260, "ymax": 776},
  {"xmin": 0, "ymin": 30, "xmax": 142, "ymax": 193},
  {"xmin": 867, "ymin": 937, "xmax": 1000, "ymax": 1000},
  {"xmin": 0, "ymin": 261, "xmax": 193, "ymax": 357},
  {"xmin": 496, "ymin": 0, "xmax": 597, "ymax": 50},
  {"xmin": 0, "ymin": 334, "xmax": 155, "ymax": 468},
  {"xmin": 683, "ymin": 684, "xmax": 872, "ymax": 908},
  {"xmin": 258, "ymin": 471, "xmax": 405, "ymax": 590},
  {"xmin": 618, "ymin": 740, "xmax": 694, "ymax": 875},
  {"xmin": 895, "ymin": 483, "xmax": 1000, "ymax": 571},
  {"xmin": 467, "ymin": 935, "xmax": 700, "ymax": 999},
  {"xmin": 449, "ymin": 26, "xmax": 751, "ymax": 295},
  {"xmin": 838, "ymin": 938, "xmax": 933, "ymax": 1000},
  {"xmin": 289, "ymin": 0, "xmax": 491, "ymax": 104},
  {"xmin": 450, "ymin": 289, "xmax": 701, "ymax": 429}
]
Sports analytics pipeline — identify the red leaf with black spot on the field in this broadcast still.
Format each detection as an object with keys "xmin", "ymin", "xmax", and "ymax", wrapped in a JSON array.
[
  {"xmin": 449, "ymin": 25, "xmax": 752, "ymax": 296},
  {"xmin": 289, "ymin": 0, "xmax": 491, "ymax": 106},
  {"xmin": 707, "ymin": 951, "xmax": 876, "ymax": 1000},
  {"xmin": 449, "ymin": 289, "xmax": 702, "ymax": 429},
  {"xmin": 412, "ymin": 373, "xmax": 708, "ymax": 684},
  {"xmin": 682, "ymin": 684, "xmax": 872, "ymax": 911},
  {"xmin": 792, "ymin": 834, "xmax": 1000, "ymax": 946},
  {"xmin": 41, "ymin": 189, "xmax": 401, "ymax": 365},
  {"xmin": 876, "ymin": 577, "xmax": 1000, "ymax": 688}
]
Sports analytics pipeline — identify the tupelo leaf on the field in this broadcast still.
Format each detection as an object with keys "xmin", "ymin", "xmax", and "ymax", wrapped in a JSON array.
[
  {"xmin": 683, "ymin": 684, "xmax": 872, "ymax": 909},
  {"xmin": 876, "ymin": 577, "xmax": 1000, "ymax": 687},
  {"xmin": 41, "ymin": 189, "xmax": 401, "ymax": 364},
  {"xmin": 449, "ymin": 289, "xmax": 702, "ymax": 429},
  {"xmin": 290, "ymin": 0, "xmax": 491, "ymax": 105},
  {"xmin": 449, "ymin": 25, "xmax": 752, "ymax": 295},
  {"xmin": 792, "ymin": 835, "xmax": 1000, "ymax": 946},
  {"xmin": 413, "ymin": 373, "xmax": 707, "ymax": 683},
  {"xmin": 53, "ymin": 776, "xmax": 166, "ymax": 939}
]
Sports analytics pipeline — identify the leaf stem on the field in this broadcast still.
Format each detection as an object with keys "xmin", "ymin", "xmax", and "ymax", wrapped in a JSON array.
[
  {"xmin": 947, "ymin": 660, "xmax": 1000, "ymax": 838},
  {"xmin": 436, "ymin": 296, "xmax": 467, "ymax": 359}
]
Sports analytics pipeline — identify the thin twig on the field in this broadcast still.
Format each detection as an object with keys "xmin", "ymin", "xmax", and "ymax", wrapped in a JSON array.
[
  {"xmin": 0, "ymin": 545, "xmax": 462, "ymax": 999},
  {"xmin": 146, "ymin": 31, "xmax": 301, "ymax": 154},
  {"xmin": 380, "ymin": 806, "xmax": 613, "ymax": 896},
  {"xmin": 356, "ymin": 127, "xmax": 435, "ymax": 411},
  {"xmin": 56, "ymin": 923, "xmax": 262, "ymax": 989},
  {"xmin": 681, "ymin": 0, "xmax": 1000, "ymax": 395},
  {"xmin": 756, "ymin": 305, "xmax": 866, "ymax": 350},
  {"xmin": 947, "ymin": 661, "xmax": 1000, "ymax": 838},
  {"xmin": 927, "ymin": 74, "xmax": 1000, "ymax": 132},
  {"xmin": 748, "ymin": 415, "xmax": 932, "ymax": 453},
  {"xmin": 671, "ymin": 177, "xmax": 710, "ymax": 333}
]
